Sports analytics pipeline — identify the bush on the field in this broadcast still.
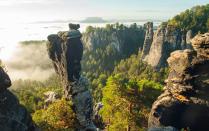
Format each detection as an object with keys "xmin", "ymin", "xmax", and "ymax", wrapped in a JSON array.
[{"xmin": 33, "ymin": 99, "xmax": 77, "ymax": 131}]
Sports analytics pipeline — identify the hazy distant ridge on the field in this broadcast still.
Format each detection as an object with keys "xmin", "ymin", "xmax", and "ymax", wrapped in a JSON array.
[{"xmin": 80, "ymin": 17, "xmax": 108, "ymax": 23}]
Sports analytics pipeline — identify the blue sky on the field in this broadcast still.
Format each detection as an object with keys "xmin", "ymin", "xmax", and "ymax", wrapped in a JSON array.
[{"xmin": 0, "ymin": 0, "xmax": 208, "ymax": 23}]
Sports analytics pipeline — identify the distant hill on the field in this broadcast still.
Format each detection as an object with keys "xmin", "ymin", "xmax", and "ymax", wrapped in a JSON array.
[{"xmin": 81, "ymin": 17, "xmax": 107, "ymax": 23}]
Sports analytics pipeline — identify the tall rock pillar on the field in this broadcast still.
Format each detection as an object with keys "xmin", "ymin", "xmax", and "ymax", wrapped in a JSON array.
[
  {"xmin": 142, "ymin": 22, "xmax": 153, "ymax": 59},
  {"xmin": 47, "ymin": 24, "xmax": 96, "ymax": 130}
]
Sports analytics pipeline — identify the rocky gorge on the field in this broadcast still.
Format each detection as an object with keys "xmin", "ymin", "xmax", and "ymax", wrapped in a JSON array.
[
  {"xmin": 82, "ymin": 21, "xmax": 195, "ymax": 70},
  {"xmin": 0, "ymin": 3, "xmax": 208, "ymax": 131},
  {"xmin": 0, "ymin": 26, "xmax": 208, "ymax": 131}
]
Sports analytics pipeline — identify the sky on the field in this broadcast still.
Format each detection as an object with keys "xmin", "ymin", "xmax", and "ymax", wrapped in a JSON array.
[
  {"xmin": 0, "ymin": 0, "xmax": 208, "ymax": 80},
  {"xmin": 0, "ymin": 0, "xmax": 208, "ymax": 24}
]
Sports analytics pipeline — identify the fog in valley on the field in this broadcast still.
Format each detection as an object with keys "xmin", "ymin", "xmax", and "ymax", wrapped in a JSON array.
[{"xmin": 4, "ymin": 41, "xmax": 54, "ymax": 81}]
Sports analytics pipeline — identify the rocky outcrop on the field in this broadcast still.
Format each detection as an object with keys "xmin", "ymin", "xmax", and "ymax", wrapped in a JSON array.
[
  {"xmin": 148, "ymin": 33, "xmax": 209, "ymax": 131},
  {"xmin": 191, "ymin": 33, "xmax": 209, "ymax": 58},
  {"xmin": 0, "ymin": 66, "xmax": 36, "ymax": 131},
  {"xmin": 44, "ymin": 91, "xmax": 60, "ymax": 107},
  {"xmin": 93, "ymin": 102, "xmax": 104, "ymax": 129},
  {"xmin": 82, "ymin": 24, "xmax": 145, "ymax": 56},
  {"xmin": 142, "ymin": 22, "xmax": 153, "ymax": 59},
  {"xmin": 47, "ymin": 24, "xmax": 96, "ymax": 130},
  {"xmin": 186, "ymin": 30, "xmax": 193, "ymax": 45},
  {"xmin": 82, "ymin": 30, "xmax": 121, "ymax": 51},
  {"xmin": 143, "ymin": 24, "xmax": 193, "ymax": 69}
]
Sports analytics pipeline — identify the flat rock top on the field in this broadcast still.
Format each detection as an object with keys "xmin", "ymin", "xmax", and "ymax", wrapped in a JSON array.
[
  {"xmin": 191, "ymin": 33, "xmax": 209, "ymax": 58},
  {"xmin": 167, "ymin": 49, "xmax": 196, "ymax": 73},
  {"xmin": 191, "ymin": 33, "xmax": 209, "ymax": 46}
]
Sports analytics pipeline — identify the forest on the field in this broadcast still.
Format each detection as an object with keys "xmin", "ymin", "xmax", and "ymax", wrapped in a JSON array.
[
  {"xmin": 11, "ymin": 24, "xmax": 167, "ymax": 131},
  {"xmin": 9, "ymin": 4, "xmax": 209, "ymax": 131}
]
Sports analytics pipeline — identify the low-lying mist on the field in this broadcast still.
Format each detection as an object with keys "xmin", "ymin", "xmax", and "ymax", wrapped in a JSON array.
[{"xmin": 5, "ymin": 41, "xmax": 54, "ymax": 81}]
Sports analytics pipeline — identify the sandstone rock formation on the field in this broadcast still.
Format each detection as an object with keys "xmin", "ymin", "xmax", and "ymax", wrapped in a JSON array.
[
  {"xmin": 186, "ymin": 30, "xmax": 193, "ymax": 45},
  {"xmin": 148, "ymin": 33, "xmax": 209, "ymax": 131},
  {"xmin": 142, "ymin": 22, "xmax": 153, "ymax": 59},
  {"xmin": 93, "ymin": 102, "xmax": 104, "ymax": 129},
  {"xmin": 143, "ymin": 23, "xmax": 193, "ymax": 69},
  {"xmin": 47, "ymin": 24, "xmax": 96, "ymax": 130},
  {"xmin": 44, "ymin": 91, "xmax": 60, "ymax": 107},
  {"xmin": 82, "ymin": 24, "xmax": 145, "ymax": 56},
  {"xmin": 82, "ymin": 30, "xmax": 121, "ymax": 51},
  {"xmin": 0, "ymin": 66, "xmax": 36, "ymax": 131},
  {"xmin": 191, "ymin": 33, "xmax": 209, "ymax": 58}
]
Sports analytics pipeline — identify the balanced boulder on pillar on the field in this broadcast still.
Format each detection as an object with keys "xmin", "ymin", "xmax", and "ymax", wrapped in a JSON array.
[{"xmin": 47, "ymin": 23, "xmax": 96, "ymax": 130}]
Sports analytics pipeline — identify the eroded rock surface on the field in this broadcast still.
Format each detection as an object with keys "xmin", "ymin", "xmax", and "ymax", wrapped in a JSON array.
[
  {"xmin": 0, "ymin": 66, "xmax": 36, "ymax": 131},
  {"xmin": 82, "ymin": 24, "xmax": 145, "ymax": 56},
  {"xmin": 44, "ymin": 91, "xmax": 60, "ymax": 107},
  {"xmin": 47, "ymin": 24, "xmax": 96, "ymax": 130},
  {"xmin": 191, "ymin": 33, "xmax": 209, "ymax": 58},
  {"xmin": 148, "ymin": 33, "xmax": 209, "ymax": 131},
  {"xmin": 143, "ymin": 24, "xmax": 193, "ymax": 69},
  {"xmin": 142, "ymin": 22, "xmax": 153, "ymax": 59}
]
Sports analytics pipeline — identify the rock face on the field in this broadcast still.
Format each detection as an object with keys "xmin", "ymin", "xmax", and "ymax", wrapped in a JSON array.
[
  {"xmin": 82, "ymin": 30, "xmax": 121, "ymax": 51},
  {"xmin": 186, "ymin": 30, "xmax": 193, "ymax": 45},
  {"xmin": 82, "ymin": 24, "xmax": 145, "ymax": 57},
  {"xmin": 148, "ymin": 33, "xmax": 209, "ymax": 131},
  {"xmin": 142, "ymin": 22, "xmax": 153, "ymax": 59},
  {"xmin": 0, "ymin": 67, "xmax": 11, "ymax": 91},
  {"xmin": 143, "ymin": 23, "xmax": 193, "ymax": 69},
  {"xmin": 47, "ymin": 24, "xmax": 96, "ymax": 130},
  {"xmin": 0, "ymin": 67, "xmax": 36, "ymax": 131},
  {"xmin": 191, "ymin": 33, "xmax": 209, "ymax": 58},
  {"xmin": 44, "ymin": 91, "xmax": 60, "ymax": 107}
]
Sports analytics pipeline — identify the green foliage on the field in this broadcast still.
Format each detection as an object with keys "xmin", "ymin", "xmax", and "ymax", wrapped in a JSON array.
[
  {"xmin": 82, "ymin": 23, "xmax": 145, "ymax": 102},
  {"xmin": 11, "ymin": 23, "xmax": 170, "ymax": 130},
  {"xmin": 101, "ymin": 74, "xmax": 163, "ymax": 130},
  {"xmin": 32, "ymin": 99, "xmax": 77, "ymax": 131},
  {"xmin": 12, "ymin": 74, "xmax": 62, "ymax": 113},
  {"xmin": 82, "ymin": 24, "xmax": 168, "ymax": 130},
  {"xmin": 104, "ymin": 53, "xmax": 168, "ymax": 130},
  {"xmin": 114, "ymin": 53, "xmax": 169, "ymax": 84},
  {"xmin": 168, "ymin": 4, "xmax": 209, "ymax": 33},
  {"xmin": 82, "ymin": 44, "xmax": 120, "ymax": 80},
  {"xmin": 91, "ymin": 74, "xmax": 108, "ymax": 101},
  {"xmin": 82, "ymin": 23, "xmax": 145, "ymax": 74},
  {"xmin": 85, "ymin": 26, "xmax": 95, "ymax": 34},
  {"xmin": 12, "ymin": 75, "xmax": 77, "ymax": 130}
]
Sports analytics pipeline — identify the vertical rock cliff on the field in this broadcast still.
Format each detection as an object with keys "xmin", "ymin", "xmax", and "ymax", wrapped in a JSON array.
[
  {"xmin": 0, "ymin": 66, "xmax": 36, "ymax": 131},
  {"xmin": 82, "ymin": 30, "xmax": 121, "ymax": 51},
  {"xmin": 148, "ymin": 33, "xmax": 209, "ymax": 130},
  {"xmin": 142, "ymin": 23, "xmax": 193, "ymax": 69},
  {"xmin": 82, "ymin": 24, "xmax": 145, "ymax": 57},
  {"xmin": 47, "ymin": 24, "xmax": 96, "ymax": 130},
  {"xmin": 142, "ymin": 22, "xmax": 153, "ymax": 59}
]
